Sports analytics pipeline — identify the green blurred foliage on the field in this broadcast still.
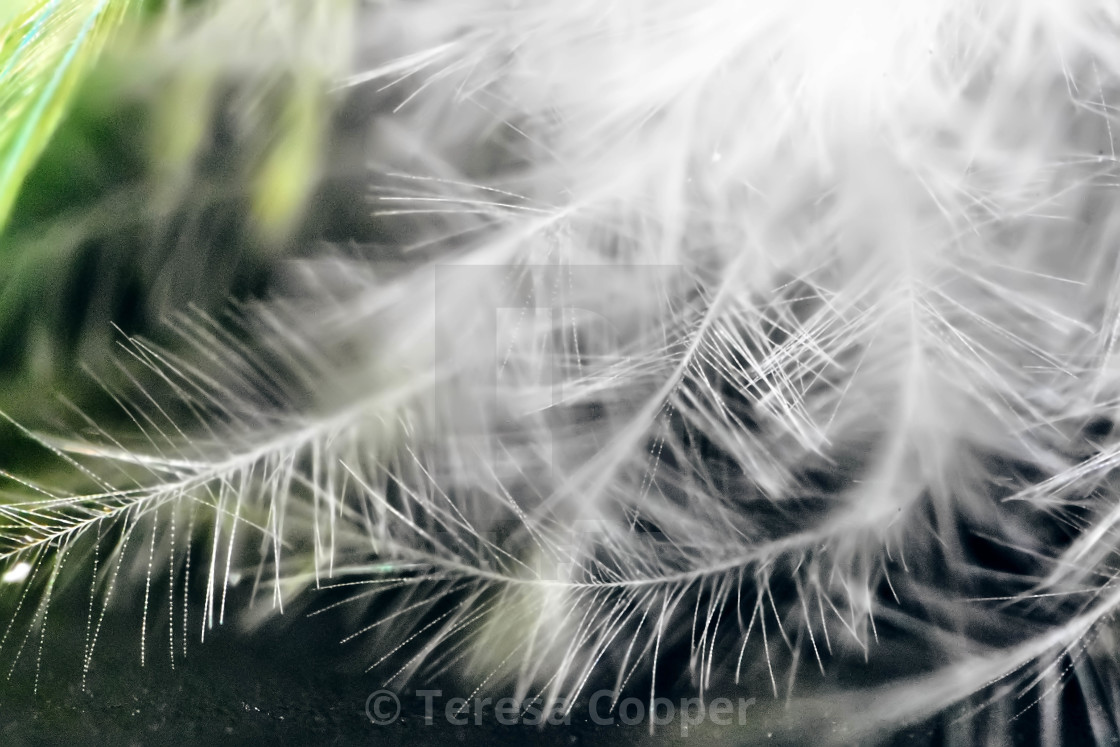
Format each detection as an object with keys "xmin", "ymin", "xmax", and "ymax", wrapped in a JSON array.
[
  {"xmin": 0, "ymin": 1, "xmax": 140, "ymax": 236},
  {"xmin": 0, "ymin": 4, "xmax": 355, "ymax": 427}
]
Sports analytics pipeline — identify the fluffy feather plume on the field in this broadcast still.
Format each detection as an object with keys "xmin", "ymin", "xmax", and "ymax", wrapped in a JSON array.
[{"xmin": 4, "ymin": 1, "xmax": 1120, "ymax": 743}]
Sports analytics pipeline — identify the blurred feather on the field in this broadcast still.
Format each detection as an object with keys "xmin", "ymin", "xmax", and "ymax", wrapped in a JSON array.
[{"xmin": 5, "ymin": 1, "xmax": 1120, "ymax": 745}]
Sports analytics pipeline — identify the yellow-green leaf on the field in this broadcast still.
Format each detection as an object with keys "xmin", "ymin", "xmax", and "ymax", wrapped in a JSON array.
[
  {"xmin": 250, "ymin": 78, "xmax": 325, "ymax": 246},
  {"xmin": 0, "ymin": 0, "xmax": 136, "ymax": 237}
]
